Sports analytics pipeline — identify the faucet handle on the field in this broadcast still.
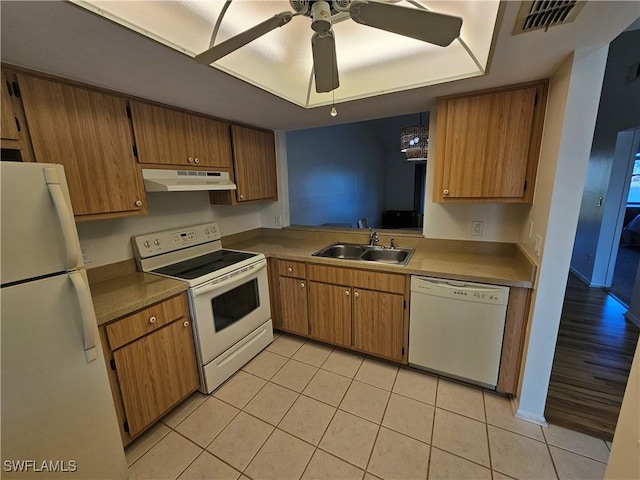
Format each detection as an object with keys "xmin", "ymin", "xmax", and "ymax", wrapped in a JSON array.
[{"xmin": 390, "ymin": 237, "xmax": 396, "ymax": 249}]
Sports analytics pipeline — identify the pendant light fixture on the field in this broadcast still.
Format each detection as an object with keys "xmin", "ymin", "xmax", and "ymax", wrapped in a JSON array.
[{"xmin": 400, "ymin": 113, "xmax": 428, "ymax": 162}]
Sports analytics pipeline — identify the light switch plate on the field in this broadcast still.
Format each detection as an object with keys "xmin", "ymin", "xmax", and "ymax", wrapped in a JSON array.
[{"xmin": 471, "ymin": 221, "xmax": 484, "ymax": 236}]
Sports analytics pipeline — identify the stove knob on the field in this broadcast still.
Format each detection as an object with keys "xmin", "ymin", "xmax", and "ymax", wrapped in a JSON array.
[
  {"xmin": 144, "ymin": 240, "xmax": 151, "ymax": 248},
  {"xmin": 211, "ymin": 225, "xmax": 217, "ymax": 232},
  {"xmin": 154, "ymin": 239, "xmax": 160, "ymax": 246},
  {"xmin": 205, "ymin": 228, "xmax": 210, "ymax": 234}
]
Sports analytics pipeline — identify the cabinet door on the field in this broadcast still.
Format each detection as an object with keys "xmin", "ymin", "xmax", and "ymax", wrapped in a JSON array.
[
  {"xmin": 1, "ymin": 71, "xmax": 19, "ymax": 140},
  {"xmin": 129, "ymin": 101, "xmax": 192, "ymax": 166},
  {"xmin": 17, "ymin": 74, "xmax": 146, "ymax": 217},
  {"xmin": 231, "ymin": 125, "xmax": 277, "ymax": 202},
  {"xmin": 308, "ymin": 281, "xmax": 351, "ymax": 347},
  {"xmin": 279, "ymin": 276, "xmax": 309, "ymax": 335},
  {"xmin": 436, "ymin": 85, "xmax": 540, "ymax": 201},
  {"xmin": 113, "ymin": 318, "xmax": 199, "ymax": 437},
  {"xmin": 189, "ymin": 114, "xmax": 232, "ymax": 168},
  {"xmin": 352, "ymin": 289, "xmax": 405, "ymax": 361}
]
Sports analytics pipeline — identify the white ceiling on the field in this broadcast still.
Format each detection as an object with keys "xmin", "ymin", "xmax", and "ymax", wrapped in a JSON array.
[
  {"xmin": 0, "ymin": 1, "xmax": 638, "ymax": 131},
  {"xmin": 72, "ymin": 1, "xmax": 499, "ymax": 108}
]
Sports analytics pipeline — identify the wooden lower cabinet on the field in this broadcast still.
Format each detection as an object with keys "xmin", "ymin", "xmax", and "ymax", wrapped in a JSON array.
[
  {"xmin": 100, "ymin": 293, "xmax": 199, "ymax": 445},
  {"xmin": 271, "ymin": 261, "xmax": 408, "ymax": 361},
  {"xmin": 352, "ymin": 289, "xmax": 405, "ymax": 361},
  {"xmin": 308, "ymin": 281, "xmax": 352, "ymax": 347},
  {"xmin": 278, "ymin": 276, "xmax": 309, "ymax": 335}
]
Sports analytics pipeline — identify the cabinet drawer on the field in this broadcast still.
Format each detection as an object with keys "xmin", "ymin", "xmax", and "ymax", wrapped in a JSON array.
[
  {"xmin": 277, "ymin": 260, "xmax": 306, "ymax": 278},
  {"xmin": 106, "ymin": 293, "xmax": 189, "ymax": 350},
  {"xmin": 307, "ymin": 264, "xmax": 405, "ymax": 294}
]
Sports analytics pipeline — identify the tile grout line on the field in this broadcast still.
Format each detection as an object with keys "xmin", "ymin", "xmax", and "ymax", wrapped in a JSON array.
[
  {"xmin": 482, "ymin": 390, "xmax": 495, "ymax": 478},
  {"xmin": 426, "ymin": 375, "xmax": 440, "ymax": 480}
]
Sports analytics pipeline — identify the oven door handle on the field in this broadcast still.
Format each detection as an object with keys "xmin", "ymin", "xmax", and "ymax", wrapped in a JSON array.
[{"xmin": 191, "ymin": 260, "xmax": 266, "ymax": 298}]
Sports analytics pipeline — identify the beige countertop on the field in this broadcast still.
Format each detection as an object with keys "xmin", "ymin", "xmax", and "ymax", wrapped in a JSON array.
[
  {"xmin": 88, "ymin": 261, "xmax": 188, "ymax": 326},
  {"xmin": 88, "ymin": 228, "xmax": 535, "ymax": 327},
  {"xmin": 224, "ymin": 228, "xmax": 536, "ymax": 288}
]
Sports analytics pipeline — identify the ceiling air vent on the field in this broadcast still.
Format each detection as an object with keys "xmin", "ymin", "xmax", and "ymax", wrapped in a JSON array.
[{"xmin": 512, "ymin": 0, "xmax": 587, "ymax": 35}]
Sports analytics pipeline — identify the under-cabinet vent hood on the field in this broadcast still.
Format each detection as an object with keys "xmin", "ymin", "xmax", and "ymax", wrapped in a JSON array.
[{"xmin": 142, "ymin": 169, "xmax": 237, "ymax": 192}]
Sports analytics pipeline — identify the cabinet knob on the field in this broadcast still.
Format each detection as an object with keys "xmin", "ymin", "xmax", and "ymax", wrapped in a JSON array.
[
  {"xmin": 149, "ymin": 316, "xmax": 156, "ymax": 324},
  {"xmin": 194, "ymin": 157, "xmax": 200, "ymax": 164},
  {"xmin": 188, "ymin": 157, "xmax": 194, "ymax": 163},
  {"xmin": 288, "ymin": 267, "xmax": 293, "ymax": 272},
  {"xmin": 354, "ymin": 291, "xmax": 359, "ymax": 298},
  {"xmin": 135, "ymin": 200, "xmax": 142, "ymax": 207},
  {"xmin": 300, "ymin": 282, "xmax": 305, "ymax": 288},
  {"xmin": 443, "ymin": 189, "xmax": 450, "ymax": 195},
  {"xmin": 240, "ymin": 194, "xmax": 245, "ymax": 200},
  {"xmin": 345, "ymin": 290, "xmax": 350, "ymax": 296},
  {"xmin": 183, "ymin": 321, "xmax": 190, "ymax": 327}
]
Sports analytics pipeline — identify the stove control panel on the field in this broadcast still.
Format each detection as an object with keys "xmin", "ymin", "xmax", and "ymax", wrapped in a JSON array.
[{"xmin": 133, "ymin": 222, "xmax": 222, "ymax": 258}]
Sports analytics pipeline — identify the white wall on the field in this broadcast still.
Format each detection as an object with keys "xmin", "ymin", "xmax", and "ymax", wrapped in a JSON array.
[
  {"xmin": 571, "ymin": 29, "xmax": 640, "ymax": 285},
  {"xmin": 422, "ymin": 113, "xmax": 531, "ymax": 243},
  {"xmin": 260, "ymin": 130, "xmax": 290, "ymax": 229},
  {"xmin": 77, "ymin": 192, "xmax": 266, "ymax": 267},
  {"xmin": 516, "ymin": 46, "xmax": 610, "ymax": 423}
]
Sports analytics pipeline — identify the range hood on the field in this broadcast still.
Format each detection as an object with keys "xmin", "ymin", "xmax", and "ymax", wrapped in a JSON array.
[{"xmin": 142, "ymin": 169, "xmax": 237, "ymax": 192}]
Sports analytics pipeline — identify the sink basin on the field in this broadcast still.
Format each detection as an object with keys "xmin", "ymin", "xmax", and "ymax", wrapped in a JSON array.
[
  {"xmin": 315, "ymin": 243, "xmax": 367, "ymax": 260},
  {"xmin": 312, "ymin": 243, "xmax": 414, "ymax": 266},
  {"xmin": 360, "ymin": 248, "xmax": 411, "ymax": 264}
]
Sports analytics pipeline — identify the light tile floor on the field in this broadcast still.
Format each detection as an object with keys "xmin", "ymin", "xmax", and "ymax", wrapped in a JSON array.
[{"xmin": 126, "ymin": 332, "xmax": 610, "ymax": 480}]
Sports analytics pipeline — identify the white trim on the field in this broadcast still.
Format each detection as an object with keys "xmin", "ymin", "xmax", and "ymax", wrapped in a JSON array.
[
  {"xmin": 624, "ymin": 311, "xmax": 640, "ymax": 328},
  {"xmin": 511, "ymin": 396, "xmax": 549, "ymax": 427},
  {"xmin": 569, "ymin": 266, "xmax": 606, "ymax": 287}
]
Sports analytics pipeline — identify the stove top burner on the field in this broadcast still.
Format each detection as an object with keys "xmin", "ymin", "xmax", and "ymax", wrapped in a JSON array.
[{"xmin": 151, "ymin": 249, "xmax": 258, "ymax": 280}]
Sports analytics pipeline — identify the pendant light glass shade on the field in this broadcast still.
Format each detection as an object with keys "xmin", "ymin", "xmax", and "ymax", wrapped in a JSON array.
[{"xmin": 400, "ymin": 124, "xmax": 428, "ymax": 161}]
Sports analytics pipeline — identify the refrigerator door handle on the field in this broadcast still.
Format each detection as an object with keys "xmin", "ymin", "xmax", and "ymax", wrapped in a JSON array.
[
  {"xmin": 44, "ymin": 167, "xmax": 81, "ymax": 271},
  {"xmin": 70, "ymin": 271, "xmax": 99, "ymax": 363}
]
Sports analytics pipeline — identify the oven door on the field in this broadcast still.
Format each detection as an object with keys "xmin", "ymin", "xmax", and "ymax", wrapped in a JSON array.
[{"xmin": 189, "ymin": 259, "xmax": 271, "ymax": 364}]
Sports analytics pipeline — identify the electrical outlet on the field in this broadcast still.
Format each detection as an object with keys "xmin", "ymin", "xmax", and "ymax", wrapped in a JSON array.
[
  {"xmin": 80, "ymin": 243, "xmax": 93, "ymax": 264},
  {"xmin": 471, "ymin": 221, "xmax": 484, "ymax": 236},
  {"xmin": 534, "ymin": 234, "xmax": 542, "ymax": 256},
  {"xmin": 529, "ymin": 220, "xmax": 534, "ymax": 238},
  {"xmin": 275, "ymin": 214, "xmax": 282, "ymax": 227}
]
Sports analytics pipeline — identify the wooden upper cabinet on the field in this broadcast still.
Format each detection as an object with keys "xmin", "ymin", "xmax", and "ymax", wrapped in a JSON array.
[
  {"xmin": 129, "ymin": 101, "xmax": 232, "ymax": 169},
  {"xmin": 209, "ymin": 125, "xmax": 278, "ymax": 205},
  {"xmin": 17, "ymin": 74, "xmax": 146, "ymax": 218},
  {"xmin": 1, "ymin": 70, "xmax": 19, "ymax": 141},
  {"xmin": 433, "ymin": 81, "xmax": 548, "ymax": 203}
]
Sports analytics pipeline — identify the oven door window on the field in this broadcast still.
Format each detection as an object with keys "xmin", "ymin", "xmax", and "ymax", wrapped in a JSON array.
[{"xmin": 211, "ymin": 278, "xmax": 260, "ymax": 332}]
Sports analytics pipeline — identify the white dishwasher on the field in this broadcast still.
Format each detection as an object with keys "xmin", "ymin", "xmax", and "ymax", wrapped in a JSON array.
[{"xmin": 408, "ymin": 276, "xmax": 509, "ymax": 389}]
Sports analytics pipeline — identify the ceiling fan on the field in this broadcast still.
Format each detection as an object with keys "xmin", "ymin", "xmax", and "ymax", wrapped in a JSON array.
[{"xmin": 195, "ymin": 0, "xmax": 463, "ymax": 94}]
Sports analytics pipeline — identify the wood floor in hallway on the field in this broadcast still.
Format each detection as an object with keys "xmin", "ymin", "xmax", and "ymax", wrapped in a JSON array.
[{"xmin": 545, "ymin": 274, "xmax": 639, "ymax": 441}]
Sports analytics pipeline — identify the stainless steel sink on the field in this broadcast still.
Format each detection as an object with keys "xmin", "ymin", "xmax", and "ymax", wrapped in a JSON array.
[{"xmin": 312, "ymin": 242, "xmax": 414, "ymax": 266}]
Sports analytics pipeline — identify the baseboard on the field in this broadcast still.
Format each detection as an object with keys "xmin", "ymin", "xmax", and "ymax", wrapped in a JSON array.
[
  {"xmin": 511, "ymin": 396, "xmax": 549, "ymax": 427},
  {"xmin": 624, "ymin": 311, "xmax": 640, "ymax": 328},
  {"xmin": 569, "ymin": 267, "xmax": 606, "ymax": 288}
]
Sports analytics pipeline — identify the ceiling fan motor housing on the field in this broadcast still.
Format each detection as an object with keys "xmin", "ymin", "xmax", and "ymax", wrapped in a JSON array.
[{"xmin": 311, "ymin": 1, "xmax": 332, "ymax": 32}]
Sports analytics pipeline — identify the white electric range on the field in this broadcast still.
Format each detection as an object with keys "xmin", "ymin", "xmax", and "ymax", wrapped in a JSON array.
[{"xmin": 133, "ymin": 223, "xmax": 273, "ymax": 394}]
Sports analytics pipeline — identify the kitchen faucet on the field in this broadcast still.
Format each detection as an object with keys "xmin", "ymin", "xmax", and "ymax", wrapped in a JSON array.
[{"xmin": 369, "ymin": 227, "xmax": 379, "ymax": 247}]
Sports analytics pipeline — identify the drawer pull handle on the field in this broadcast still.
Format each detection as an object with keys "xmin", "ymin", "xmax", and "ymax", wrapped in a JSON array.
[
  {"xmin": 300, "ymin": 282, "xmax": 305, "ymax": 288},
  {"xmin": 194, "ymin": 157, "xmax": 200, "ymax": 164},
  {"xmin": 188, "ymin": 157, "xmax": 194, "ymax": 163},
  {"xmin": 288, "ymin": 267, "xmax": 293, "ymax": 272},
  {"xmin": 149, "ymin": 316, "xmax": 156, "ymax": 324},
  {"xmin": 354, "ymin": 291, "xmax": 359, "ymax": 298},
  {"xmin": 345, "ymin": 290, "xmax": 350, "ymax": 296},
  {"xmin": 183, "ymin": 321, "xmax": 190, "ymax": 327}
]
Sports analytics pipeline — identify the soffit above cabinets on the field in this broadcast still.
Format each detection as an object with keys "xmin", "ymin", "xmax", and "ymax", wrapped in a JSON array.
[{"xmin": 72, "ymin": 0, "xmax": 500, "ymax": 109}]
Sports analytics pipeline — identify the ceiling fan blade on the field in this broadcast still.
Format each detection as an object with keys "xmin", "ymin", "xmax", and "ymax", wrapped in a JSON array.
[
  {"xmin": 312, "ymin": 29, "xmax": 339, "ymax": 93},
  {"xmin": 195, "ymin": 11, "xmax": 293, "ymax": 65},
  {"xmin": 349, "ymin": 0, "xmax": 462, "ymax": 47}
]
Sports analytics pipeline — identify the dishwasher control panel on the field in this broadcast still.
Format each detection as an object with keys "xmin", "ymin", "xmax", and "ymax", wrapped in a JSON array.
[{"xmin": 410, "ymin": 276, "xmax": 509, "ymax": 305}]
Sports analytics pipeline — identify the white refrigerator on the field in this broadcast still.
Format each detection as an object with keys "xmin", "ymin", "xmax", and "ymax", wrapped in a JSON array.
[{"xmin": 1, "ymin": 162, "xmax": 128, "ymax": 479}]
